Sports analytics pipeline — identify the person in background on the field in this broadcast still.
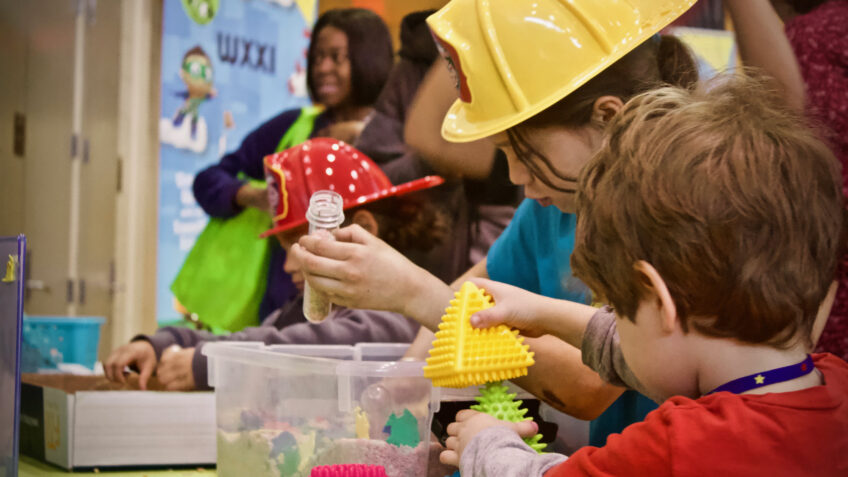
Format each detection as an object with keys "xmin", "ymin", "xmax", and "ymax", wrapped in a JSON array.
[
  {"xmin": 769, "ymin": 0, "xmax": 848, "ymax": 362},
  {"xmin": 403, "ymin": 56, "xmax": 522, "ymax": 266},
  {"xmin": 441, "ymin": 73, "xmax": 848, "ymax": 477},
  {"xmin": 105, "ymin": 139, "xmax": 445, "ymax": 391},
  {"xmin": 354, "ymin": 10, "xmax": 521, "ymax": 286},
  {"xmin": 291, "ymin": 0, "xmax": 808, "ymax": 444},
  {"xmin": 191, "ymin": 8, "xmax": 394, "ymax": 323}
]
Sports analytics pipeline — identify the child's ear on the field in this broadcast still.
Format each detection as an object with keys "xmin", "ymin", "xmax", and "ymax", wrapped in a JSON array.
[
  {"xmin": 351, "ymin": 209, "xmax": 379, "ymax": 237},
  {"xmin": 591, "ymin": 95, "xmax": 625, "ymax": 125},
  {"xmin": 634, "ymin": 260, "xmax": 678, "ymax": 334}
]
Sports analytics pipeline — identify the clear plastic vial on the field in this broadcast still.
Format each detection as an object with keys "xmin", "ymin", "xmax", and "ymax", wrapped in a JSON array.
[{"xmin": 303, "ymin": 190, "xmax": 345, "ymax": 322}]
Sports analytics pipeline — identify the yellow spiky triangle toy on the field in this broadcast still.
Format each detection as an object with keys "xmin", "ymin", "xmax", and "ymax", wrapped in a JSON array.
[{"xmin": 424, "ymin": 282, "xmax": 535, "ymax": 388}]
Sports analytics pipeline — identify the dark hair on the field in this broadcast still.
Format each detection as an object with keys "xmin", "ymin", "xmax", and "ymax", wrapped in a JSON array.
[
  {"xmin": 183, "ymin": 45, "xmax": 210, "ymax": 63},
  {"xmin": 572, "ymin": 73, "xmax": 844, "ymax": 348},
  {"xmin": 786, "ymin": 0, "xmax": 833, "ymax": 14},
  {"xmin": 306, "ymin": 8, "xmax": 394, "ymax": 108},
  {"xmin": 350, "ymin": 192, "xmax": 449, "ymax": 253},
  {"xmin": 507, "ymin": 35, "xmax": 698, "ymax": 193}
]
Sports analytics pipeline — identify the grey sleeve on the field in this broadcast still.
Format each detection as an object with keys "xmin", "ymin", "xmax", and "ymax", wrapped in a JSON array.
[
  {"xmin": 460, "ymin": 427, "xmax": 567, "ymax": 477},
  {"xmin": 134, "ymin": 327, "xmax": 218, "ymax": 360},
  {"xmin": 191, "ymin": 307, "xmax": 421, "ymax": 390},
  {"xmin": 581, "ymin": 307, "xmax": 659, "ymax": 402}
]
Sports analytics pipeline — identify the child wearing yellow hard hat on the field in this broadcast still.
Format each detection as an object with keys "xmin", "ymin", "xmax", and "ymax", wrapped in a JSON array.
[{"xmin": 291, "ymin": 0, "xmax": 808, "ymax": 452}]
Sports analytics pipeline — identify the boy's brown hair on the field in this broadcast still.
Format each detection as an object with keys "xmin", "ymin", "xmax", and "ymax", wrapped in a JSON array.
[{"xmin": 571, "ymin": 73, "xmax": 844, "ymax": 347}]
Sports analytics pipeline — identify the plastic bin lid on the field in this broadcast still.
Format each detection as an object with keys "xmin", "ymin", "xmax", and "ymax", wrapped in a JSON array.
[
  {"xmin": 203, "ymin": 342, "xmax": 425, "ymax": 377},
  {"xmin": 354, "ymin": 343, "xmax": 410, "ymax": 361},
  {"xmin": 268, "ymin": 344, "xmax": 356, "ymax": 360},
  {"xmin": 24, "ymin": 316, "xmax": 106, "ymax": 325},
  {"xmin": 203, "ymin": 342, "xmax": 346, "ymax": 375}
]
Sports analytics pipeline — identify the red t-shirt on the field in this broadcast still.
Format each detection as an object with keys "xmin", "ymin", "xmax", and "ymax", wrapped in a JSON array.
[{"xmin": 545, "ymin": 354, "xmax": 848, "ymax": 477}]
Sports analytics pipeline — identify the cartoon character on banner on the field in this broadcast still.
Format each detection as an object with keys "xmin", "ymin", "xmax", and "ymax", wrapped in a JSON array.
[
  {"xmin": 181, "ymin": 0, "xmax": 219, "ymax": 25},
  {"xmin": 160, "ymin": 46, "xmax": 216, "ymax": 154}
]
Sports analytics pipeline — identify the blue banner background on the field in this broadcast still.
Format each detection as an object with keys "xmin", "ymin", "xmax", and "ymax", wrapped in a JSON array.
[{"xmin": 157, "ymin": 0, "xmax": 314, "ymax": 323}]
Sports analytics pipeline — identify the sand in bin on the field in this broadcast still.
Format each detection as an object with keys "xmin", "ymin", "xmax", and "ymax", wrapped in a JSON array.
[
  {"xmin": 311, "ymin": 438, "xmax": 426, "ymax": 476},
  {"xmin": 217, "ymin": 429, "xmax": 456, "ymax": 477}
]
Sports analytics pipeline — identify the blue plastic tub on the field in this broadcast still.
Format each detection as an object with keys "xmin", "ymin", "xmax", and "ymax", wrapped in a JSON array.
[{"xmin": 22, "ymin": 316, "xmax": 106, "ymax": 372}]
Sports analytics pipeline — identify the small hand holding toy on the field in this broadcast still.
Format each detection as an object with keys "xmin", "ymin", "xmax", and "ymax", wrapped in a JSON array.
[
  {"xmin": 425, "ymin": 282, "xmax": 545, "ymax": 469},
  {"xmin": 471, "ymin": 382, "xmax": 546, "ymax": 453},
  {"xmin": 441, "ymin": 409, "xmax": 540, "ymax": 468},
  {"xmin": 423, "ymin": 282, "xmax": 535, "ymax": 388}
]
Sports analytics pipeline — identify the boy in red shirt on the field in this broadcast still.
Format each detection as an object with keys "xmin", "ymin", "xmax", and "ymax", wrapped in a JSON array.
[{"xmin": 440, "ymin": 74, "xmax": 848, "ymax": 476}]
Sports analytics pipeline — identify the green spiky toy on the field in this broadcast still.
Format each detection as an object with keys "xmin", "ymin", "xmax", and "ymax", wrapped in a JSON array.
[{"xmin": 471, "ymin": 381, "xmax": 546, "ymax": 453}]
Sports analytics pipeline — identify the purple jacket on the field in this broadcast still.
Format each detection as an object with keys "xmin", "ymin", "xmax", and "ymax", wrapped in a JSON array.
[
  {"xmin": 192, "ymin": 108, "xmax": 333, "ymax": 320},
  {"xmin": 138, "ymin": 295, "xmax": 420, "ymax": 390}
]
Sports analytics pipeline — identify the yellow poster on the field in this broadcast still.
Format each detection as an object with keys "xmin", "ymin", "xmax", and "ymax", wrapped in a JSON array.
[{"xmin": 669, "ymin": 27, "xmax": 737, "ymax": 78}]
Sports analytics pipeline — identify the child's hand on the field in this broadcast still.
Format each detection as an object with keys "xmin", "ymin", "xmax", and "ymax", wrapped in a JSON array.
[
  {"xmin": 235, "ymin": 184, "xmax": 270, "ymax": 212},
  {"xmin": 440, "ymin": 409, "xmax": 539, "ymax": 467},
  {"xmin": 291, "ymin": 224, "xmax": 445, "ymax": 321},
  {"xmin": 156, "ymin": 345, "xmax": 197, "ymax": 391},
  {"xmin": 467, "ymin": 278, "xmax": 553, "ymax": 337},
  {"xmin": 104, "ymin": 340, "xmax": 157, "ymax": 390},
  {"xmin": 315, "ymin": 120, "xmax": 366, "ymax": 144}
]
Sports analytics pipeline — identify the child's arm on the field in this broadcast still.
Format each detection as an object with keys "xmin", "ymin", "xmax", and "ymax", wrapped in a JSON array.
[
  {"xmin": 105, "ymin": 325, "xmax": 217, "ymax": 390},
  {"xmin": 461, "ymin": 277, "xmax": 628, "ymax": 417},
  {"xmin": 442, "ymin": 410, "xmax": 566, "ymax": 476},
  {"xmin": 725, "ymin": 0, "xmax": 805, "ymax": 112},
  {"xmin": 466, "ymin": 280, "xmax": 658, "ymax": 402},
  {"xmin": 467, "ymin": 278, "xmax": 597, "ymax": 347},
  {"xmin": 104, "ymin": 341, "xmax": 158, "ymax": 390},
  {"xmin": 291, "ymin": 224, "xmax": 459, "ymax": 331},
  {"xmin": 193, "ymin": 109, "xmax": 300, "ymax": 217},
  {"xmin": 580, "ymin": 309, "xmax": 659, "ymax": 402},
  {"xmin": 404, "ymin": 58, "xmax": 498, "ymax": 180}
]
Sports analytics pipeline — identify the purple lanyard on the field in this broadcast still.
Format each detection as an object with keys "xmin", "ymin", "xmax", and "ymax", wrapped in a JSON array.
[{"xmin": 706, "ymin": 354, "xmax": 815, "ymax": 395}]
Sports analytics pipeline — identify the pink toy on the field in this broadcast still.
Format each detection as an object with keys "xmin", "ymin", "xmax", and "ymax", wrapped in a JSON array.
[{"xmin": 310, "ymin": 464, "xmax": 389, "ymax": 477}]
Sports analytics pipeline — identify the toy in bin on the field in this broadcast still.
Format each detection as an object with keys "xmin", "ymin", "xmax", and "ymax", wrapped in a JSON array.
[
  {"xmin": 425, "ymin": 282, "xmax": 546, "ymax": 457},
  {"xmin": 310, "ymin": 464, "xmax": 388, "ymax": 477},
  {"xmin": 472, "ymin": 382, "xmax": 546, "ymax": 453},
  {"xmin": 424, "ymin": 282, "xmax": 534, "ymax": 387}
]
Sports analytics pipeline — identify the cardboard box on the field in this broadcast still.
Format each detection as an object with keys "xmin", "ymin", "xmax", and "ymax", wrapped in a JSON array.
[{"xmin": 19, "ymin": 374, "xmax": 215, "ymax": 469}]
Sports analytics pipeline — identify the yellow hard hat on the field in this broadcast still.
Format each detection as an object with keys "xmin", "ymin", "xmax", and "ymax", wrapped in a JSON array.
[{"xmin": 427, "ymin": 0, "xmax": 697, "ymax": 142}]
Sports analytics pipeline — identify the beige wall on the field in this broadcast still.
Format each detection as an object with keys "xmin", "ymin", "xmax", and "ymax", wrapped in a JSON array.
[
  {"xmin": 0, "ymin": 0, "xmax": 131, "ymax": 356},
  {"xmin": 110, "ymin": 0, "xmax": 162, "ymax": 349}
]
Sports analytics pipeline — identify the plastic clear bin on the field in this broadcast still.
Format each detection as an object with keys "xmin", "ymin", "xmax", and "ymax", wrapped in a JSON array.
[
  {"xmin": 22, "ymin": 316, "xmax": 105, "ymax": 372},
  {"xmin": 203, "ymin": 343, "xmax": 440, "ymax": 477},
  {"xmin": 354, "ymin": 343, "xmax": 410, "ymax": 362}
]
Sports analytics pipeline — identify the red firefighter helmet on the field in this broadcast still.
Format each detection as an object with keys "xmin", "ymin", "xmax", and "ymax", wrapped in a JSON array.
[{"xmin": 261, "ymin": 138, "xmax": 444, "ymax": 237}]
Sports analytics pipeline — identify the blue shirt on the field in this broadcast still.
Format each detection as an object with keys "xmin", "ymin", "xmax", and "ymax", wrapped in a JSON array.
[
  {"xmin": 486, "ymin": 198, "xmax": 656, "ymax": 446},
  {"xmin": 487, "ymin": 199, "xmax": 591, "ymax": 304}
]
